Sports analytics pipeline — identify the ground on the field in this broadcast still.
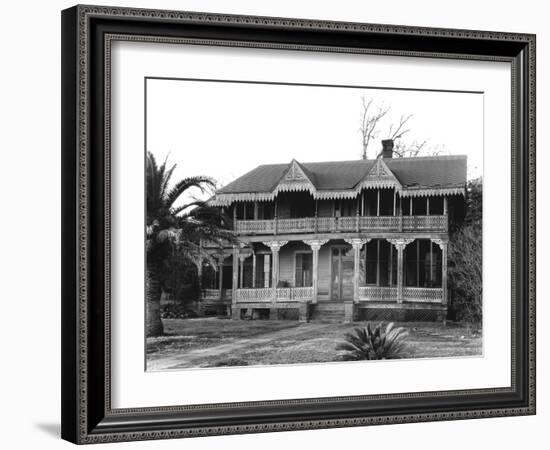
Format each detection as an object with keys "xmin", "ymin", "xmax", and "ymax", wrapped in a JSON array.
[{"xmin": 146, "ymin": 318, "xmax": 482, "ymax": 371}]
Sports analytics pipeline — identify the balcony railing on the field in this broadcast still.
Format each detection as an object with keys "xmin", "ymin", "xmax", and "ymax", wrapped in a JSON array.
[
  {"xmin": 234, "ymin": 287, "xmax": 314, "ymax": 303},
  {"xmin": 234, "ymin": 215, "xmax": 447, "ymax": 235},
  {"xmin": 358, "ymin": 286, "xmax": 443, "ymax": 303}
]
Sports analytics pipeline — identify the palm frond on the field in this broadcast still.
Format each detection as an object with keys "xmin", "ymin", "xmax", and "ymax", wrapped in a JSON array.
[
  {"xmin": 336, "ymin": 322, "xmax": 409, "ymax": 360},
  {"xmin": 164, "ymin": 176, "xmax": 216, "ymax": 209}
]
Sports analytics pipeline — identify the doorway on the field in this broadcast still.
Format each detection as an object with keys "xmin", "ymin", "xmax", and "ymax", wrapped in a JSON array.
[{"xmin": 331, "ymin": 246, "xmax": 354, "ymax": 300}]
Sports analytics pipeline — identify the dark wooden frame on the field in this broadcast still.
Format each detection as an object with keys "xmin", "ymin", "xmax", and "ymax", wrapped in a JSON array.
[{"xmin": 61, "ymin": 4, "xmax": 536, "ymax": 444}]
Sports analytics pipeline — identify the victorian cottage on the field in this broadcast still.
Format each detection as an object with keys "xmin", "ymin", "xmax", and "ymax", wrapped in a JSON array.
[{"xmin": 200, "ymin": 140, "xmax": 466, "ymax": 322}]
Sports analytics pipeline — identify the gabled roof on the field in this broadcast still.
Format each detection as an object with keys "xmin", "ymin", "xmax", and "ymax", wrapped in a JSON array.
[{"xmin": 213, "ymin": 155, "xmax": 467, "ymax": 205}]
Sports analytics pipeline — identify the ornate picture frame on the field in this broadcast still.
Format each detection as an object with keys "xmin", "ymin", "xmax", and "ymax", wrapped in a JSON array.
[{"xmin": 61, "ymin": 5, "xmax": 535, "ymax": 444}]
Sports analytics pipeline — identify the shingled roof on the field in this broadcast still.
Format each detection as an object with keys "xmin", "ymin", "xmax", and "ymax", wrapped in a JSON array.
[{"xmin": 212, "ymin": 155, "xmax": 467, "ymax": 205}]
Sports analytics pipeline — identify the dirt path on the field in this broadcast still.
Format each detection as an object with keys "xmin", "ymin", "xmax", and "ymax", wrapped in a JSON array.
[{"xmin": 147, "ymin": 323, "xmax": 335, "ymax": 371}]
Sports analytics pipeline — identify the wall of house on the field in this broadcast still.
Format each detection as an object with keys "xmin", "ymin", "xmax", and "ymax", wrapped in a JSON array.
[
  {"xmin": 275, "ymin": 241, "xmax": 332, "ymax": 298},
  {"xmin": 277, "ymin": 241, "xmax": 311, "ymax": 286}
]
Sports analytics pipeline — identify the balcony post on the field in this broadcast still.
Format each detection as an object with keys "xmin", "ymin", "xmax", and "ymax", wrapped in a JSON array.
[
  {"xmin": 432, "ymin": 239, "xmax": 449, "ymax": 305},
  {"xmin": 399, "ymin": 193, "xmax": 403, "ymax": 232},
  {"xmin": 314, "ymin": 199, "xmax": 319, "ymax": 233},
  {"xmin": 303, "ymin": 239, "xmax": 327, "ymax": 304},
  {"xmin": 274, "ymin": 198, "xmax": 278, "ymax": 235},
  {"xmin": 443, "ymin": 196, "xmax": 449, "ymax": 232},
  {"xmin": 345, "ymin": 238, "xmax": 369, "ymax": 303},
  {"xmin": 263, "ymin": 241, "xmax": 288, "ymax": 303},
  {"xmin": 388, "ymin": 239, "xmax": 414, "ymax": 303},
  {"xmin": 356, "ymin": 196, "xmax": 360, "ymax": 232}
]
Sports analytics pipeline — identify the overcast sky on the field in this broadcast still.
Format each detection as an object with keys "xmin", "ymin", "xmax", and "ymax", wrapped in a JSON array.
[{"xmin": 146, "ymin": 78, "xmax": 483, "ymax": 203}]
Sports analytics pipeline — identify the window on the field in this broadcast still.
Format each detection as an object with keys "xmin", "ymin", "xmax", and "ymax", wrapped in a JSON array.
[
  {"xmin": 404, "ymin": 240, "xmax": 442, "ymax": 287},
  {"xmin": 254, "ymin": 253, "xmax": 271, "ymax": 288},
  {"xmin": 362, "ymin": 189, "xmax": 396, "ymax": 216},
  {"xmin": 258, "ymin": 202, "xmax": 274, "ymax": 220},
  {"xmin": 295, "ymin": 252, "xmax": 313, "ymax": 287},
  {"xmin": 365, "ymin": 239, "xmax": 397, "ymax": 286}
]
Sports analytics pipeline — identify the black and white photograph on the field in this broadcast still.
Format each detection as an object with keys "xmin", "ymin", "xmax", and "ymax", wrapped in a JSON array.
[{"xmin": 145, "ymin": 78, "xmax": 483, "ymax": 371}]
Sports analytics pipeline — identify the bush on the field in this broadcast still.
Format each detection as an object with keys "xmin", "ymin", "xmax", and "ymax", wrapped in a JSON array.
[
  {"xmin": 336, "ymin": 322, "xmax": 408, "ymax": 360},
  {"xmin": 160, "ymin": 303, "xmax": 197, "ymax": 319}
]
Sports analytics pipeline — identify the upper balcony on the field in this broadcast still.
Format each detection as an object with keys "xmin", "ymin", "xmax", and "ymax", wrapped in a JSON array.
[{"xmin": 234, "ymin": 214, "xmax": 448, "ymax": 235}]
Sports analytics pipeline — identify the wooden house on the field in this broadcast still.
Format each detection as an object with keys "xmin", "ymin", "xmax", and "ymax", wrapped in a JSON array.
[{"xmin": 200, "ymin": 140, "xmax": 466, "ymax": 322}]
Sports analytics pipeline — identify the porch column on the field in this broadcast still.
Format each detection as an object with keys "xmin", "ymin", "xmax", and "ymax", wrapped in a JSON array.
[
  {"xmin": 197, "ymin": 254, "xmax": 203, "ymax": 302},
  {"xmin": 432, "ymin": 239, "xmax": 449, "ymax": 305},
  {"xmin": 232, "ymin": 245, "xmax": 239, "ymax": 307},
  {"xmin": 389, "ymin": 239, "xmax": 414, "ymax": 303},
  {"xmin": 252, "ymin": 252, "xmax": 256, "ymax": 288},
  {"xmin": 239, "ymin": 254, "xmax": 247, "ymax": 288},
  {"xmin": 345, "ymin": 238, "xmax": 370, "ymax": 303},
  {"xmin": 263, "ymin": 241, "xmax": 288, "ymax": 303},
  {"xmin": 217, "ymin": 254, "xmax": 224, "ymax": 301},
  {"xmin": 303, "ymin": 239, "xmax": 328, "ymax": 304}
]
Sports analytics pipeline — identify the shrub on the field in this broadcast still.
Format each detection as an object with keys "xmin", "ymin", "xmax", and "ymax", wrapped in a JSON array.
[
  {"xmin": 160, "ymin": 303, "xmax": 197, "ymax": 319},
  {"xmin": 336, "ymin": 322, "xmax": 408, "ymax": 360}
]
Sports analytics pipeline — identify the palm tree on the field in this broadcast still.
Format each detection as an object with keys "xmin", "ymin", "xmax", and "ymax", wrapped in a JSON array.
[{"xmin": 146, "ymin": 152, "xmax": 234, "ymax": 336}]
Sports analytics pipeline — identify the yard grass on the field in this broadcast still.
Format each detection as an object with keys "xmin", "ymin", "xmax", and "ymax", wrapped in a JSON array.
[{"xmin": 146, "ymin": 318, "xmax": 482, "ymax": 371}]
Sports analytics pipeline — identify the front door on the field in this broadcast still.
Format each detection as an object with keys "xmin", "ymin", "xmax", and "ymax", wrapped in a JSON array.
[{"xmin": 331, "ymin": 246, "xmax": 354, "ymax": 300}]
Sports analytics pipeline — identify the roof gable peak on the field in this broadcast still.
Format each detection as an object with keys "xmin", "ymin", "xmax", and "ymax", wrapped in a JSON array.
[
  {"xmin": 358, "ymin": 157, "xmax": 402, "ymax": 190},
  {"xmin": 274, "ymin": 159, "xmax": 316, "ymax": 194}
]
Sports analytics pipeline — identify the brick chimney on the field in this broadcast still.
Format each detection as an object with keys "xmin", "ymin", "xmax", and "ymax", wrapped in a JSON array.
[{"xmin": 381, "ymin": 139, "xmax": 394, "ymax": 158}]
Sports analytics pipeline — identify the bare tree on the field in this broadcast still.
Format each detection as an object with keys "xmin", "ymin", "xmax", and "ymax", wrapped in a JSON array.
[
  {"xmin": 359, "ymin": 96, "xmax": 445, "ymax": 159},
  {"xmin": 359, "ymin": 96, "xmax": 389, "ymax": 159},
  {"xmin": 387, "ymin": 113, "xmax": 412, "ymax": 141}
]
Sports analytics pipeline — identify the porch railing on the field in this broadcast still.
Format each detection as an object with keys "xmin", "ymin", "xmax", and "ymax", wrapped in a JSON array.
[
  {"xmin": 234, "ymin": 287, "xmax": 314, "ymax": 303},
  {"xmin": 201, "ymin": 289, "xmax": 232, "ymax": 302},
  {"xmin": 403, "ymin": 287, "xmax": 443, "ymax": 303},
  {"xmin": 236, "ymin": 288, "xmax": 272, "ymax": 302},
  {"xmin": 292, "ymin": 286, "xmax": 314, "ymax": 300},
  {"xmin": 234, "ymin": 215, "xmax": 447, "ymax": 235},
  {"xmin": 358, "ymin": 286, "xmax": 443, "ymax": 303},
  {"xmin": 358, "ymin": 286, "xmax": 398, "ymax": 302}
]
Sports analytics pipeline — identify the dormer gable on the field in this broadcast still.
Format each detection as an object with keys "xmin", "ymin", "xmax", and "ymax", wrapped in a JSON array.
[
  {"xmin": 273, "ymin": 159, "xmax": 316, "ymax": 194},
  {"xmin": 357, "ymin": 157, "xmax": 402, "ymax": 190}
]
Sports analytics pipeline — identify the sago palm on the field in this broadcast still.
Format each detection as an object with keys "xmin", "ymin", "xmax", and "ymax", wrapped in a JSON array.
[
  {"xmin": 336, "ymin": 322, "xmax": 408, "ymax": 360},
  {"xmin": 146, "ymin": 152, "xmax": 234, "ymax": 337}
]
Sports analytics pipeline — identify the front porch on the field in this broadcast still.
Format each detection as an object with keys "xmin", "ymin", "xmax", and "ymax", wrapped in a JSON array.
[{"xmin": 199, "ymin": 236, "xmax": 448, "ymax": 322}]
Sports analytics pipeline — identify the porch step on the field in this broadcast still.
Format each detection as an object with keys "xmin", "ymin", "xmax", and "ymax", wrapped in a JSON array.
[{"xmin": 309, "ymin": 302, "xmax": 347, "ymax": 322}]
